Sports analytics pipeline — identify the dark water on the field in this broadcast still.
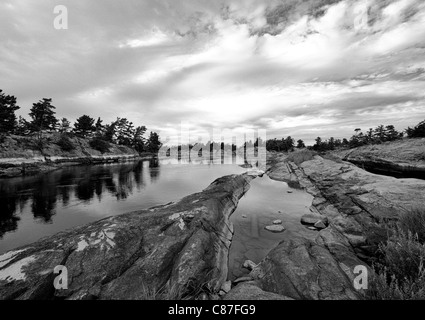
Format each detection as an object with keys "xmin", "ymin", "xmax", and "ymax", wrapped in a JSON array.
[
  {"xmin": 347, "ymin": 160, "xmax": 425, "ymax": 180},
  {"xmin": 0, "ymin": 158, "xmax": 246, "ymax": 254}
]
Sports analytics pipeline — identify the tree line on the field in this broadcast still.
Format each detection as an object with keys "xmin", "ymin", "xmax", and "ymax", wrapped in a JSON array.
[
  {"xmin": 0, "ymin": 89, "xmax": 162, "ymax": 153},
  {"xmin": 266, "ymin": 121, "xmax": 425, "ymax": 152}
]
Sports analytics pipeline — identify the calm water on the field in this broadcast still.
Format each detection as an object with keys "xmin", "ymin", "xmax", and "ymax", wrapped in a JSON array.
[
  {"xmin": 228, "ymin": 174, "xmax": 315, "ymax": 281},
  {"xmin": 0, "ymin": 158, "xmax": 246, "ymax": 254}
]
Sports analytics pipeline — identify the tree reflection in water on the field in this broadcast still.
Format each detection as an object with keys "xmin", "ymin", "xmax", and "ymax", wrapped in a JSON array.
[{"xmin": 0, "ymin": 159, "xmax": 153, "ymax": 238}]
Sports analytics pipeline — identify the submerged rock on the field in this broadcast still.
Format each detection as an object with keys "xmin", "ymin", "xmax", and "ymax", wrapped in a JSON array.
[
  {"xmin": 272, "ymin": 220, "xmax": 282, "ymax": 225},
  {"xmin": 264, "ymin": 225, "xmax": 285, "ymax": 233}
]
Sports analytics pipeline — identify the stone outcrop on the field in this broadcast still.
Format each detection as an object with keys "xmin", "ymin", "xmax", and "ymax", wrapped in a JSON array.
[
  {"xmin": 3, "ymin": 142, "xmax": 424, "ymax": 300},
  {"xmin": 0, "ymin": 134, "xmax": 140, "ymax": 178},
  {"xmin": 226, "ymin": 150, "xmax": 425, "ymax": 300},
  {"xmin": 336, "ymin": 138, "xmax": 425, "ymax": 178},
  {"xmin": 0, "ymin": 173, "xmax": 257, "ymax": 300}
]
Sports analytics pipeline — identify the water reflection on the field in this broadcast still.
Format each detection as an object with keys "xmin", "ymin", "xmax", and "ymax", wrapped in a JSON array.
[
  {"xmin": 0, "ymin": 156, "xmax": 251, "ymax": 253},
  {"xmin": 0, "ymin": 159, "xmax": 158, "ymax": 238}
]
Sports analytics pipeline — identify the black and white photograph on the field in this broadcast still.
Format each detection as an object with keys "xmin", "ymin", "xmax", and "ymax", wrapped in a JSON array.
[{"xmin": 1, "ymin": 0, "xmax": 425, "ymax": 311}]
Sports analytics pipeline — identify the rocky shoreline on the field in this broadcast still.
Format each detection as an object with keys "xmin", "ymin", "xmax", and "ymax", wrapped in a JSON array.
[
  {"xmin": 225, "ymin": 149, "xmax": 425, "ymax": 299},
  {"xmin": 336, "ymin": 138, "xmax": 425, "ymax": 178},
  {"xmin": 0, "ymin": 134, "xmax": 143, "ymax": 178},
  {"xmin": 1, "ymin": 141, "xmax": 425, "ymax": 300},
  {"xmin": 0, "ymin": 172, "xmax": 260, "ymax": 300}
]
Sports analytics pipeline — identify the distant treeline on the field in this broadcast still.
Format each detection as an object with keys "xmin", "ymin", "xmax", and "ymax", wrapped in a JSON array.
[
  {"xmin": 0, "ymin": 89, "xmax": 162, "ymax": 153},
  {"xmin": 266, "ymin": 120, "xmax": 425, "ymax": 152}
]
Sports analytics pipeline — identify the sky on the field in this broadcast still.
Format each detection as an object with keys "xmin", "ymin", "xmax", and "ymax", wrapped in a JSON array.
[{"xmin": 1, "ymin": 0, "xmax": 425, "ymax": 144}]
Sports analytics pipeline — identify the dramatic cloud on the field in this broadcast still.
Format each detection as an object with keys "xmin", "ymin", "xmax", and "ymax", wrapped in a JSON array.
[{"xmin": 1, "ymin": 0, "xmax": 425, "ymax": 143}]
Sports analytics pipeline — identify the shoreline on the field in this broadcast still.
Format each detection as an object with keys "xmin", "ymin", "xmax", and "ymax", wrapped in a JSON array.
[
  {"xmin": 0, "ymin": 153, "xmax": 156, "ymax": 179},
  {"xmin": 1, "ymin": 139, "xmax": 425, "ymax": 299}
]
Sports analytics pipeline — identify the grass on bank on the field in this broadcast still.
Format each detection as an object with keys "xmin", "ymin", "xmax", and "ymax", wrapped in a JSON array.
[{"xmin": 367, "ymin": 208, "xmax": 425, "ymax": 300}]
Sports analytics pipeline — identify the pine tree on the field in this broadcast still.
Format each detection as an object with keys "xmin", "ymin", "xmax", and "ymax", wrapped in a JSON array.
[
  {"xmin": 29, "ymin": 98, "xmax": 58, "ymax": 138},
  {"xmin": 147, "ymin": 132, "xmax": 161, "ymax": 153},
  {"xmin": 296, "ymin": 139, "xmax": 306, "ymax": 149},
  {"xmin": 0, "ymin": 89, "xmax": 20, "ymax": 134},
  {"xmin": 74, "ymin": 115, "xmax": 96, "ymax": 137},
  {"xmin": 58, "ymin": 118, "xmax": 71, "ymax": 133}
]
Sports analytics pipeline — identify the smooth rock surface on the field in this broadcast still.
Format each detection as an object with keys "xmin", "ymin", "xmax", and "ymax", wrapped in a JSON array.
[
  {"xmin": 0, "ymin": 173, "xmax": 255, "ymax": 300},
  {"xmin": 224, "ymin": 281, "xmax": 293, "ymax": 300},
  {"xmin": 264, "ymin": 225, "xmax": 285, "ymax": 233}
]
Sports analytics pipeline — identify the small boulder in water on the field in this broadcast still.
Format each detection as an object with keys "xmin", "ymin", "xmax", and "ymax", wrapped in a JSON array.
[
  {"xmin": 243, "ymin": 260, "xmax": 257, "ymax": 271},
  {"xmin": 301, "ymin": 214, "xmax": 328, "ymax": 226},
  {"xmin": 265, "ymin": 225, "xmax": 285, "ymax": 233},
  {"xmin": 314, "ymin": 220, "xmax": 327, "ymax": 230},
  {"xmin": 273, "ymin": 219, "xmax": 282, "ymax": 225}
]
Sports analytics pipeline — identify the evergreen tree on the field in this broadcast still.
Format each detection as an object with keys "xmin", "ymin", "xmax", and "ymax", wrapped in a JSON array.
[
  {"xmin": 58, "ymin": 118, "xmax": 71, "ymax": 133},
  {"xmin": 15, "ymin": 116, "xmax": 31, "ymax": 136},
  {"xmin": 74, "ymin": 115, "xmax": 96, "ymax": 137},
  {"xmin": 147, "ymin": 131, "xmax": 161, "ymax": 153},
  {"xmin": 384, "ymin": 125, "xmax": 402, "ymax": 141},
  {"xmin": 296, "ymin": 139, "xmax": 306, "ymax": 149},
  {"xmin": 406, "ymin": 120, "xmax": 425, "ymax": 138},
  {"xmin": 0, "ymin": 89, "xmax": 20, "ymax": 134},
  {"xmin": 29, "ymin": 98, "xmax": 58, "ymax": 138},
  {"xmin": 132, "ymin": 125, "xmax": 147, "ymax": 152},
  {"xmin": 94, "ymin": 117, "xmax": 104, "ymax": 136}
]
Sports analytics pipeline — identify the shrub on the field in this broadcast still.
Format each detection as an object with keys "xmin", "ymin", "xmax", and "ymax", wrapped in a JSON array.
[
  {"xmin": 367, "ymin": 266, "xmax": 425, "ymax": 300},
  {"xmin": 56, "ymin": 134, "xmax": 75, "ymax": 151},
  {"xmin": 398, "ymin": 208, "xmax": 425, "ymax": 244},
  {"xmin": 286, "ymin": 149, "xmax": 317, "ymax": 165},
  {"xmin": 89, "ymin": 138, "xmax": 110, "ymax": 153},
  {"xmin": 368, "ymin": 209, "xmax": 425, "ymax": 299},
  {"xmin": 380, "ymin": 229, "xmax": 425, "ymax": 282}
]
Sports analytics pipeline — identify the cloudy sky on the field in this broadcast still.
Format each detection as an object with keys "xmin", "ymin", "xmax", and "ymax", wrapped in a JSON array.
[{"xmin": 1, "ymin": 0, "xmax": 425, "ymax": 144}]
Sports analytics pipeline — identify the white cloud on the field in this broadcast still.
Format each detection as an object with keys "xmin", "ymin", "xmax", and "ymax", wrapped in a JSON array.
[{"xmin": 1, "ymin": 0, "xmax": 425, "ymax": 143}]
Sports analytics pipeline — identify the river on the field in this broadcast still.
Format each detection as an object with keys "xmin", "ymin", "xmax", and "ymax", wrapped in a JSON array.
[
  {"xmin": 0, "ymin": 156, "xmax": 316, "ymax": 282},
  {"xmin": 0, "ymin": 158, "xmax": 247, "ymax": 253}
]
